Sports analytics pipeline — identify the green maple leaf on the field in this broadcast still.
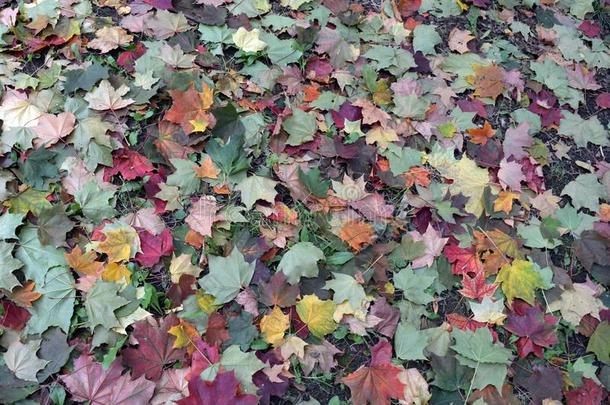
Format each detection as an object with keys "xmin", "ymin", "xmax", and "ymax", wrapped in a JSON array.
[
  {"xmin": 0, "ymin": 241, "xmax": 22, "ymax": 291},
  {"xmin": 587, "ymin": 321, "xmax": 610, "ymax": 364},
  {"xmin": 166, "ymin": 158, "xmax": 201, "ymax": 197},
  {"xmin": 16, "ymin": 226, "xmax": 66, "ymax": 284},
  {"xmin": 298, "ymin": 167, "xmax": 330, "ymax": 198},
  {"xmin": 27, "ymin": 266, "xmax": 75, "ymax": 334},
  {"xmin": 85, "ymin": 280, "xmax": 129, "ymax": 331},
  {"xmin": 395, "ymin": 322, "xmax": 429, "ymax": 361},
  {"xmin": 282, "ymin": 109, "xmax": 317, "ymax": 146},
  {"xmin": 277, "ymin": 241, "xmax": 325, "ymax": 284},
  {"xmin": 324, "ymin": 272, "xmax": 366, "ymax": 308},
  {"xmin": 63, "ymin": 62, "xmax": 109, "ymax": 93},
  {"xmin": 562, "ymin": 173, "xmax": 605, "ymax": 212},
  {"xmin": 199, "ymin": 248, "xmax": 255, "ymax": 304},
  {"xmin": 451, "ymin": 327, "xmax": 512, "ymax": 391},
  {"xmin": 0, "ymin": 212, "xmax": 24, "ymax": 240},
  {"xmin": 235, "ymin": 175, "xmax": 278, "ymax": 209},
  {"xmin": 220, "ymin": 345, "xmax": 265, "ymax": 394},
  {"xmin": 451, "ymin": 327, "xmax": 512, "ymax": 365},
  {"xmin": 36, "ymin": 205, "xmax": 74, "ymax": 248},
  {"xmin": 74, "ymin": 181, "xmax": 116, "ymax": 224},
  {"xmin": 394, "ymin": 267, "xmax": 436, "ymax": 305}
]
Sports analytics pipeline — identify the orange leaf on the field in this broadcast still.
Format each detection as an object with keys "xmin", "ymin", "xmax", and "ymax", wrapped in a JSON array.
[
  {"xmin": 341, "ymin": 340, "xmax": 405, "ymax": 405},
  {"xmin": 339, "ymin": 221, "xmax": 374, "ymax": 251},
  {"xmin": 467, "ymin": 121, "xmax": 496, "ymax": 145},
  {"xmin": 194, "ymin": 156, "xmax": 220, "ymax": 179},
  {"xmin": 64, "ymin": 246, "xmax": 104, "ymax": 276},
  {"xmin": 303, "ymin": 85, "xmax": 320, "ymax": 102},
  {"xmin": 164, "ymin": 84, "xmax": 214, "ymax": 134},
  {"xmin": 472, "ymin": 64, "xmax": 505, "ymax": 99},
  {"xmin": 10, "ymin": 281, "xmax": 41, "ymax": 308},
  {"xmin": 403, "ymin": 166, "xmax": 431, "ymax": 188},
  {"xmin": 493, "ymin": 191, "xmax": 519, "ymax": 214}
]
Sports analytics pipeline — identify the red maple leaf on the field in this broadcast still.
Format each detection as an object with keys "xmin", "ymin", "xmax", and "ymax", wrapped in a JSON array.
[
  {"xmin": 123, "ymin": 314, "xmax": 185, "ymax": 381},
  {"xmin": 164, "ymin": 84, "xmax": 214, "ymax": 134},
  {"xmin": 565, "ymin": 378, "xmax": 607, "ymax": 405},
  {"xmin": 459, "ymin": 271, "xmax": 497, "ymax": 300},
  {"xmin": 259, "ymin": 272, "xmax": 300, "ymax": 308},
  {"xmin": 188, "ymin": 339, "xmax": 220, "ymax": 381},
  {"xmin": 444, "ymin": 243, "xmax": 484, "ymax": 276},
  {"xmin": 103, "ymin": 149, "xmax": 155, "ymax": 181},
  {"xmin": 341, "ymin": 339, "xmax": 405, "ymax": 405},
  {"xmin": 504, "ymin": 301, "xmax": 558, "ymax": 358},
  {"xmin": 61, "ymin": 354, "xmax": 155, "ymax": 404},
  {"xmin": 135, "ymin": 228, "xmax": 174, "ymax": 267},
  {"xmin": 203, "ymin": 312, "xmax": 230, "ymax": 347},
  {"xmin": 178, "ymin": 371, "xmax": 258, "ymax": 405},
  {"xmin": 0, "ymin": 300, "xmax": 30, "ymax": 331}
]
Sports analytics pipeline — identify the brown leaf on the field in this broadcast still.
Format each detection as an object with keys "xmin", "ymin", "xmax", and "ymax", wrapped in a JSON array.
[{"xmin": 9, "ymin": 281, "xmax": 41, "ymax": 308}]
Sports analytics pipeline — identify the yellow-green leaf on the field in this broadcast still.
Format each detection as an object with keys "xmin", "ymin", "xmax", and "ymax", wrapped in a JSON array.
[
  {"xmin": 495, "ymin": 259, "xmax": 544, "ymax": 305},
  {"xmin": 295, "ymin": 294, "xmax": 337, "ymax": 338},
  {"xmin": 260, "ymin": 306, "xmax": 289, "ymax": 346}
]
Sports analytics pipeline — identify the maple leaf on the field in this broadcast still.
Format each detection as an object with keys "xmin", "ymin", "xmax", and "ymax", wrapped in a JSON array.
[
  {"xmin": 64, "ymin": 246, "xmax": 103, "ymax": 276},
  {"xmin": 194, "ymin": 156, "xmax": 220, "ymax": 179},
  {"xmin": 444, "ymin": 243, "xmax": 484, "ymax": 275},
  {"xmin": 448, "ymin": 28, "xmax": 474, "ymax": 54},
  {"xmin": 260, "ymin": 272, "xmax": 300, "ymax": 308},
  {"xmin": 296, "ymin": 294, "xmax": 337, "ymax": 338},
  {"xmin": 494, "ymin": 191, "xmax": 519, "ymax": 214},
  {"xmin": 339, "ymin": 220, "xmax": 375, "ymax": 251},
  {"xmin": 547, "ymin": 282, "xmax": 605, "ymax": 327},
  {"xmin": 169, "ymin": 253, "xmax": 202, "ymax": 284},
  {"xmin": 177, "ymin": 371, "xmax": 258, "ymax": 405},
  {"xmin": 9, "ymin": 281, "xmax": 41, "ymax": 308},
  {"xmin": 88, "ymin": 26, "xmax": 133, "ymax": 53},
  {"xmin": 135, "ymin": 228, "xmax": 173, "ymax": 267},
  {"xmin": 467, "ymin": 121, "xmax": 496, "ymax": 145},
  {"xmin": 235, "ymin": 175, "xmax": 278, "ymax": 209},
  {"xmin": 164, "ymin": 84, "xmax": 214, "ymax": 134},
  {"xmin": 122, "ymin": 315, "xmax": 185, "ymax": 381},
  {"xmin": 472, "ymin": 64, "xmax": 506, "ymax": 99},
  {"xmin": 504, "ymin": 302, "xmax": 558, "ymax": 358},
  {"xmin": 233, "ymin": 27, "xmax": 267, "ymax": 53},
  {"xmin": 32, "ymin": 112, "xmax": 76, "ymax": 148},
  {"xmin": 96, "ymin": 222, "xmax": 141, "ymax": 263},
  {"xmin": 409, "ymin": 224, "xmax": 448, "ymax": 268},
  {"xmin": 84, "ymin": 80, "xmax": 134, "ymax": 111},
  {"xmin": 260, "ymin": 306, "xmax": 289, "ymax": 346},
  {"xmin": 565, "ymin": 378, "xmax": 607, "ymax": 405},
  {"xmin": 341, "ymin": 339, "xmax": 405, "ymax": 405},
  {"xmin": 101, "ymin": 262, "xmax": 131, "ymax": 284},
  {"xmin": 104, "ymin": 149, "xmax": 155, "ymax": 181},
  {"xmin": 185, "ymin": 196, "xmax": 219, "ymax": 238},
  {"xmin": 495, "ymin": 259, "xmax": 545, "ymax": 306},
  {"xmin": 460, "ymin": 271, "xmax": 498, "ymax": 300},
  {"xmin": 61, "ymin": 355, "xmax": 155, "ymax": 404}
]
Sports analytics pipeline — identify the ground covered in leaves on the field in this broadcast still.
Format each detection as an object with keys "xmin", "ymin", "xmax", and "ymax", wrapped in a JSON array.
[{"xmin": 1, "ymin": 0, "xmax": 610, "ymax": 404}]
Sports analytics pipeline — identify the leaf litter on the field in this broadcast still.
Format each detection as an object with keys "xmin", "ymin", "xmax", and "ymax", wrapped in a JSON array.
[{"xmin": 0, "ymin": 0, "xmax": 610, "ymax": 404}]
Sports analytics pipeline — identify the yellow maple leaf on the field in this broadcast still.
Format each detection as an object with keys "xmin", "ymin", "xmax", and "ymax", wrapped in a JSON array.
[
  {"xmin": 169, "ymin": 253, "xmax": 202, "ymax": 283},
  {"xmin": 96, "ymin": 222, "xmax": 140, "ymax": 262},
  {"xmin": 168, "ymin": 321, "xmax": 199, "ymax": 352},
  {"xmin": 260, "ymin": 306, "xmax": 289, "ymax": 346},
  {"xmin": 232, "ymin": 27, "xmax": 267, "ymax": 53},
  {"xmin": 494, "ymin": 191, "xmax": 519, "ymax": 214},
  {"xmin": 296, "ymin": 295, "xmax": 337, "ymax": 338},
  {"xmin": 101, "ymin": 262, "xmax": 132, "ymax": 284},
  {"xmin": 196, "ymin": 290, "xmax": 220, "ymax": 314},
  {"xmin": 429, "ymin": 150, "xmax": 490, "ymax": 217},
  {"xmin": 495, "ymin": 259, "xmax": 544, "ymax": 305},
  {"xmin": 365, "ymin": 126, "xmax": 398, "ymax": 149}
]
